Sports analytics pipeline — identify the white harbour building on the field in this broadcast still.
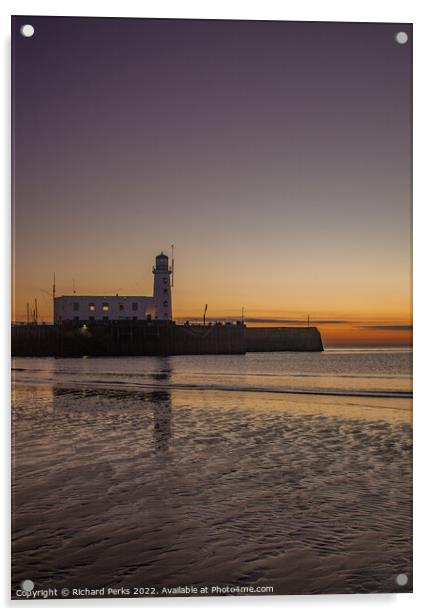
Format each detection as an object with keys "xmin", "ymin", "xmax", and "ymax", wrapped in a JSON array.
[{"xmin": 53, "ymin": 252, "xmax": 173, "ymax": 324}]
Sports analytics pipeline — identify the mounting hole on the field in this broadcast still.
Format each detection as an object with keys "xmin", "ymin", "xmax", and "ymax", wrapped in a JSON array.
[
  {"xmin": 20, "ymin": 24, "xmax": 35, "ymax": 38},
  {"xmin": 21, "ymin": 579, "xmax": 34, "ymax": 592},
  {"xmin": 396, "ymin": 573, "xmax": 408, "ymax": 586},
  {"xmin": 395, "ymin": 31, "xmax": 408, "ymax": 45}
]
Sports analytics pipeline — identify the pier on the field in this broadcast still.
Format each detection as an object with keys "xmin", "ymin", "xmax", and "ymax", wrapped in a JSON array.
[{"xmin": 11, "ymin": 322, "xmax": 323, "ymax": 357}]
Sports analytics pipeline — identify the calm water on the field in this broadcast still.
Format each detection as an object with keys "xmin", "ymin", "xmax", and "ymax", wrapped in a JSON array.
[
  {"xmin": 12, "ymin": 348, "xmax": 412, "ymax": 397},
  {"xmin": 12, "ymin": 349, "xmax": 412, "ymax": 597}
]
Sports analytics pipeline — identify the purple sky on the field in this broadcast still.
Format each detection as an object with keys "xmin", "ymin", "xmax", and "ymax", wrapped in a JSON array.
[{"xmin": 12, "ymin": 17, "xmax": 412, "ymax": 344}]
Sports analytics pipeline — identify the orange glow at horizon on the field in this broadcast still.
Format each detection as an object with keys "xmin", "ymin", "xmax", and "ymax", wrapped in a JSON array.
[
  {"xmin": 12, "ymin": 17, "xmax": 411, "ymax": 350},
  {"xmin": 12, "ymin": 261, "xmax": 412, "ymax": 348}
]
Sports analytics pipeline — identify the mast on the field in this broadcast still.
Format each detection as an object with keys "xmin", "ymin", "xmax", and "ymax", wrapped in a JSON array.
[{"xmin": 171, "ymin": 244, "xmax": 175, "ymax": 288}]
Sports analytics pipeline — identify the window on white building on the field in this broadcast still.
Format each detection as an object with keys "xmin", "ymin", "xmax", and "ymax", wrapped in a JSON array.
[
  {"xmin": 73, "ymin": 302, "xmax": 79, "ymax": 311},
  {"xmin": 102, "ymin": 303, "xmax": 109, "ymax": 311},
  {"xmin": 119, "ymin": 304, "xmax": 124, "ymax": 311},
  {"xmin": 89, "ymin": 303, "xmax": 95, "ymax": 311},
  {"xmin": 132, "ymin": 302, "xmax": 138, "ymax": 311}
]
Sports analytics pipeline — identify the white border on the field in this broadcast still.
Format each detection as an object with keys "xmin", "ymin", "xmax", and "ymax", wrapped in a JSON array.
[{"xmin": 2, "ymin": 1, "xmax": 430, "ymax": 614}]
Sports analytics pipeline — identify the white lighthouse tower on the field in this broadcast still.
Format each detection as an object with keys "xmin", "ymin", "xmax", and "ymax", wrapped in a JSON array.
[{"xmin": 152, "ymin": 252, "xmax": 173, "ymax": 321}]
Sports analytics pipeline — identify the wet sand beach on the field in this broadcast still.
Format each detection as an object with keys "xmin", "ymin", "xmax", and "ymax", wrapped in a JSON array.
[{"xmin": 12, "ymin": 351, "xmax": 412, "ymax": 596}]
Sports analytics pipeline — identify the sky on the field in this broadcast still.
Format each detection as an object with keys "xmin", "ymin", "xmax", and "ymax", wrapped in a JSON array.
[{"xmin": 12, "ymin": 17, "xmax": 412, "ymax": 346}]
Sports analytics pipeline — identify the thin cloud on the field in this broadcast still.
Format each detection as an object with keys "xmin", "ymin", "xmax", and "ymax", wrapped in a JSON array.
[
  {"xmin": 245, "ymin": 318, "xmax": 352, "ymax": 325},
  {"xmin": 179, "ymin": 316, "xmax": 353, "ymax": 325},
  {"xmin": 358, "ymin": 325, "xmax": 413, "ymax": 331}
]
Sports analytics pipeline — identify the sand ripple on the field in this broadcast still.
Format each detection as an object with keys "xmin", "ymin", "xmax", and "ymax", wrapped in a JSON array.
[{"xmin": 12, "ymin": 383, "xmax": 412, "ymax": 596}]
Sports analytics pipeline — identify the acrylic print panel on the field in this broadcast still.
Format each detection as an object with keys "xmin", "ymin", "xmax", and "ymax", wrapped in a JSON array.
[{"xmin": 11, "ymin": 16, "xmax": 412, "ymax": 599}]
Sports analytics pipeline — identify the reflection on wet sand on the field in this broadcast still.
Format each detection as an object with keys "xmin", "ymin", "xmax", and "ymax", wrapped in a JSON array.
[
  {"xmin": 12, "ymin": 354, "xmax": 412, "ymax": 597},
  {"xmin": 152, "ymin": 391, "xmax": 172, "ymax": 453},
  {"xmin": 152, "ymin": 358, "xmax": 173, "ymax": 453}
]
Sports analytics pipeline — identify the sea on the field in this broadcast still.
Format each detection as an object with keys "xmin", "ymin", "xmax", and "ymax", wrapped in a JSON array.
[{"xmin": 11, "ymin": 348, "xmax": 412, "ymax": 596}]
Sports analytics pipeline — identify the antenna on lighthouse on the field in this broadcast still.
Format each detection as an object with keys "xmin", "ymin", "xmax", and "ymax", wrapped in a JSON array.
[
  {"xmin": 73, "ymin": 279, "xmax": 76, "ymax": 294},
  {"xmin": 171, "ymin": 244, "xmax": 175, "ymax": 288},
  {"xmin": 52, "ymin": 272, "xmax": 56, "ymax": 299}
]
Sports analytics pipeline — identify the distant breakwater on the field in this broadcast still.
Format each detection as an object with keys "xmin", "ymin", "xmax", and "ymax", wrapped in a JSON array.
[
  {"xmin": 11, "ymin": 322, "xmax": 323, "ymax": 357},
  {"xmin": 246, "ymin": 327, "xmax": 324, "ymax": 353}
]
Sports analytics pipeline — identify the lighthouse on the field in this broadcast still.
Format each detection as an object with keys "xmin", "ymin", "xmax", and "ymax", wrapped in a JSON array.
[
  {"xmin": 152, "ymin": 252, "xmax": 173, "ymax": 321},
  {"xmin": 53, "ymin": 251, "xmax": 174, "ymax": 323}
]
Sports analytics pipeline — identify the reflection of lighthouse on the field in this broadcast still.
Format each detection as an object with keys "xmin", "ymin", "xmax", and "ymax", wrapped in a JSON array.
[
  {"xmin": 152, "ymin": 252, "xmax": 173, "ymax": 321},
  {"xmin": 151, "ymin": 357, "xmax": 172, "ymax": 453},
  {"xmin": 152, "ymin": 390, "xmax": 172, "ymax": 453}
]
